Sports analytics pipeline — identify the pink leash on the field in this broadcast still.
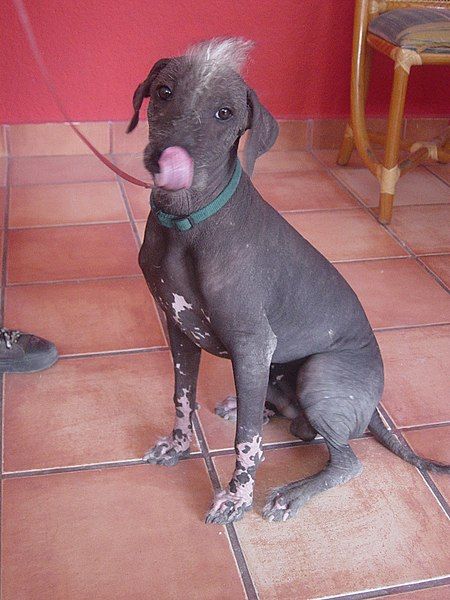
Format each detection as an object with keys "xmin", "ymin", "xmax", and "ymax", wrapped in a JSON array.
[{"xmin": 12, "ymin": 0, "xmax": 154, "ymax": 189}]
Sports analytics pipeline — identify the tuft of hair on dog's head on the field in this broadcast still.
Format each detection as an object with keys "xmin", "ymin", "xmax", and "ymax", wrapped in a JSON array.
[{"xmin": 185, "ymin": 37, "xmax": 254, "ymax": 77}]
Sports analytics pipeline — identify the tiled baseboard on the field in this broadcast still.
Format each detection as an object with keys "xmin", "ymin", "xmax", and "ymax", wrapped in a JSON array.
[{"xmin": 0, "ymin": 118, "xmax": 448, "ymax": 157}]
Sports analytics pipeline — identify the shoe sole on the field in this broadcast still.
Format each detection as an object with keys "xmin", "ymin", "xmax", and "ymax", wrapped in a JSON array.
[{"xmin": 0, "ymin": 348, "xmax": 59, "ymax": 373}]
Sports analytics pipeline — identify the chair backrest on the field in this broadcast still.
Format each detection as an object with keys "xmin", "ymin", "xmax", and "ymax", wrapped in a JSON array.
[
  {"xmin": 355, "ymin": 1, "xmax": 450, "ymax": 42},
  {"xmin": 370, "ymin": 1, "xmax": 450, "ymax": 19}
]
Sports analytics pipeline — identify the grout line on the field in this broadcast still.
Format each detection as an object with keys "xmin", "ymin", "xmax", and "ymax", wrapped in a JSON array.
[
  {"xmin": 114, "ymin": 167, "xmax": 172, "ymax": 346},
  {"xmin": 376, "ymin": 405, "xmax": 450, "ymax": 518},
  {"xmin": 374, "ymin": 322, "xmax": 450, "ymax": 333},
  {"xmin": 113, "ymin": 163, "xmax": 144, "ymax": 252},
  {"xmin": 0, "ymin": 150, "xmax": 11, "ymax": 570},
  {"xmin": 2, "ymin": 452, "xmax": 203, "ymax": 479},
  {"xmin": 113, "ymin": 162, "xmax": 169, "ymax": 344},
  {"xmin": 5, "ymin": 273, "xmax": 142, "ymax": 288},
  {"xmin": 192, "ymin": 412, "xmax": 259, "ymax": 600},
  {"xmin": 207, "ymin": 434, "xmax": 342, "ymax": 458},
  {"xmin": 424, "ymin": 162, "xmax": 450, "ymax": 188},
  {"xmin": 416, "ymin": 255, "xmax": 450, "ymax": 293},
  {"xmin": 398, "ymin": 421, "xmax": 450, "ymax": 433},
  {"xmin": 317, "ymin": 575, "xmax": 450, "ymax": 600},
  {"xmin": 108, "ymin": 121, "xmax": 113, "ymax": 155},
  {"xmin": 8, "ymin": 219, "xmax": 131, "ymax": 231},
  {"xmin": 6, "ymin": 272, "xmax": 143, "ymax": 288},
  {"xmin": 311, "ymin": 149, "xmax": 450, "ymax": 294},
  {"xmin": 56, "ymin": 345, "xmax": 169, "ymax": 360},
  {"xmin": 417, "ymin": 469, "xmax": 450, "ymax": 519}
]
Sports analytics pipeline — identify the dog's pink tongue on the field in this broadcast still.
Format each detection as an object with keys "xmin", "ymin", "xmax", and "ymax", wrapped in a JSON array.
[{"xmin": 155, "ymin": 146, "xmax": 194, "ymax": 191}]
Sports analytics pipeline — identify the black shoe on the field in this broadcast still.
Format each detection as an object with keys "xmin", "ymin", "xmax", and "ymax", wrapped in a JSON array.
[{"xmin": 0, "ymin": 328, "xmax": 58, "ymax": 373}]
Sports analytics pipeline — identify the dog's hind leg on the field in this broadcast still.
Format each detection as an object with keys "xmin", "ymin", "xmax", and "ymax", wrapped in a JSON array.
[
  {"xmin": 143, "ymin": 321, "xmax": 201, "ymax": 466},
  {"xmin": 262, "ymin": 348, "xmax": 383, "ymax": 522},
  {"xmin": 263, "ymin": 441, "xmax": 362, "ymax": 522}
]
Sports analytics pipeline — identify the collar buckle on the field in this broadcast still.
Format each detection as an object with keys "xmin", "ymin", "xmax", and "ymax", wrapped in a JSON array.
[{"xmin": 173, "ymin": 215, "xmax": 195, "ymax": 231}]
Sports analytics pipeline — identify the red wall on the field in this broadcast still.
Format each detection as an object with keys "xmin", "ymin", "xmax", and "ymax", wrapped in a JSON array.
[{"xmin": 2, "ymin": 0, "xmax": 449, "ymax": 124}]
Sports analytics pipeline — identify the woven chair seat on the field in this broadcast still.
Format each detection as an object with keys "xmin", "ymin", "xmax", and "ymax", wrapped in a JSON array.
[{"xmin": 369, "ymin": 8, "xmax": 450, "ymax": 54}]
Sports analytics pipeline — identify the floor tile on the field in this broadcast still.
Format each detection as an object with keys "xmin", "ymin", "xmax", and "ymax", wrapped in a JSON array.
[
  {"xmin": 10, "ymin": 154, "xmax": 116, "ymax": 185},
  {"xmin": 213, "ymin": 438, "xmax": 450, "ymax": 599},
  {"xmin": 4, "ymin": 278, "xmax": 166, "ymax": 355},
  {"xmin": 405, "ymin": 118, "xmax": 450, "ymax": 144},
  {"xmin": 113, "ymin": 153, "xmax": 152, "ymax": 183},
  {"xmin": 314, "ymin": 147, "xmax": 377, "ymax": 169},
  {"xmin": 0, "ymin": 157, "xmax": 7, "ymax": 186},
  {"xmin": 311, "ymin": 118, "xmax": 347, "ymax": 149},
  {"xmin": 314, "ymin": 150, "xmax": 450, "ymax": 209},
  {"xmin": 271, "ymin": 120, "xmax": 309, "ymax": 151},
  {"xmin": 8, "ymin": 122, "xmax": 110, "ymax": 157},
  {"xmin": 1, "ymin": 462, "xmax": 246, "ymax": 600},
  {"xmin": 403, "ymin": 425, "xmax": 450, "ymax": 504},
  {"xmin": 7, "ymin": 223, "xmax": 140, "ymax": 284},
  {"xmin": 333, "ymin": 166, "xmax": 450, "ymax": 208},
  {"xmin": 122, "ymin": 180, "xmax": 151, "ymax": 220},
  {"xmin": 196, "ymin": 352, "xmax": 299, "ymax": 451},
  {"xmin": 426, "ymin": 162, "xmax": 450, "ymax": 185},
  {"xmin": 389, "ymin": 205, "xmax": 450, "ymax": 255},
  {"xmin": 251, "ymin": 150, "xmax": 322, "ymax": 174},
  {"xmin": 111, "ymin": 120, "xmax": 149, "ymax": 153},
  {"xmin": 376, "ymin": 326, "xmax": 450, "ymax": 428},
  {"xmin": 0, "ymin": 187, "xmax": 5, "ymax": 227},
  {"xmin": 136, "ymin": 219, "xmax": 147, "ymax": 242},
  {"xmin": 253, "ymin": 169, "xmax": 358, "ymax": 211},
  {"xmin": 0, "ymin": 125, "xmax": 6, "ymax": 156},
  {"xmin": 285, "ymin": 209, "xmax": 407, "ymax": 261},
  {"xmin": 336, "ymin": 258, "xmax": 450, "ymax": 329},
  {"xmin": 9, "ymin": 182, "xmax": 128, "ymax": 228},
  {"xmin": 421, "ymin": 254, "xmax": 450, "ymax": 288},
  {"xmin": 3, "ymin": 351, "xmax": 200, "ymax": 471}
]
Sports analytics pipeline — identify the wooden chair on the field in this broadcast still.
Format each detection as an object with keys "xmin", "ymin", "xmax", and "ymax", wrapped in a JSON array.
[{"xmin": 338, "ymin": 1, "xmax": 450, "ymax": 223}]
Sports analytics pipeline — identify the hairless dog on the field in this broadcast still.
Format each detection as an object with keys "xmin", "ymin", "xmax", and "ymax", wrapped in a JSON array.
[{"xmin": 128, "ymin": 38, "xmax": 449, "ymax": 524}]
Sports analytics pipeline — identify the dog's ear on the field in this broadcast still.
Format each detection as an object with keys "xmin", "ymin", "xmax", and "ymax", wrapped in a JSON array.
[
  {"xmin": 243, "ymin": 88, "xmax": 279, "ymax": 176},
  {"xmin": 126, "ymin": 58, "xmax": 171, "ymax": 133}
]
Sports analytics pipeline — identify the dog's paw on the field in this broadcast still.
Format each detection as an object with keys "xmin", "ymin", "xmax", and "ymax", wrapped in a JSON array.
[
  {"xmin": 205, "ymin": 490, "xmax": 252, "ymax": 525},
  {"xmin": 262, "ymin": 488, "xmax": 302, "ymax": 522},
  {"xmin": 215, "ymin": 395, "xmax": 275, "ymax": 425},
  {"xmin": 215, "ymin": 396, "xmax": 238, "ymax": 421},
  {"xmin": 143, "ymin": 436, "xmax": 190, "ymax": 466}
]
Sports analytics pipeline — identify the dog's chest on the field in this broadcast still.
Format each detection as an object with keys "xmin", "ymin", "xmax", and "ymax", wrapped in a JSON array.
[{"xmin": 142, "ymin": 240, "xmax": 228, "ymax": 356}]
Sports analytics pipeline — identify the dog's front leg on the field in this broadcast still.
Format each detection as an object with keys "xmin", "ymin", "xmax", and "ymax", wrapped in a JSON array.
[
  {"xmin": 206, "ymin": 328, "xmax": 276, "ymax": 524},
  {"xmin": 144, "ymin": 321, "xmax": 201, "ymax": 467}
]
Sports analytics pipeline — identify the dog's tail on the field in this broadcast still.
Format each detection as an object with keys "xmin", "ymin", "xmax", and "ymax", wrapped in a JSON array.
[{"xmin": 368, "ymin": 410, "xmax": 450, "ymax": 474}]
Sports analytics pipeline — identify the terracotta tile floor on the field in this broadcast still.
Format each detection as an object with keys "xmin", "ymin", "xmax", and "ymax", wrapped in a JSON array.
[{"xmin": 1, "ymin": 139, "xmax": 449, "ymax": 599}]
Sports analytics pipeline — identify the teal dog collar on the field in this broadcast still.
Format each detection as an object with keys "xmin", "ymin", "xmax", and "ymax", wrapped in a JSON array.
[{"xmin": 151, "ymin": 160, "xmax": 242, "ymax": 232}]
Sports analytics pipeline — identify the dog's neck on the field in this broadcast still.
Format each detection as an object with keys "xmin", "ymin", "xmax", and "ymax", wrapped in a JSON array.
[{"xmin": 151, "ymin": 151, "xmax": 238, "ymax": 217}]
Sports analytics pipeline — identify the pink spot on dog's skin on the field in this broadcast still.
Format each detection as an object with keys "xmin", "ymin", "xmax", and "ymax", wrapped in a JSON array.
[
  {"xmin": 208, "ymin": 433, "xmax": 264, "ymax": 519},
  {"xmin": 172, "ymin": 387, "xmax": 193, "ymax": 451},
  {"xmin": 172, "ymin": 294, "xmax": 192, "ymax": 324}
]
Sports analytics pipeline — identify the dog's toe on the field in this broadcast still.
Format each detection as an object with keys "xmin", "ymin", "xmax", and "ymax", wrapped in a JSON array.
[
  {"xmin": 262, "ymin": 491, "xmax": 299, "ymax": 523},
  {"xmin": 143, "ymin": 437, "xmax": 189, "ymax": 466},
  {"xmin": 214, "ymin": 396, "xmax": 238, "ymax": 421},
  {"xmin": 205, "ymin": 490, "xmax": 252, "ymax": 525}
]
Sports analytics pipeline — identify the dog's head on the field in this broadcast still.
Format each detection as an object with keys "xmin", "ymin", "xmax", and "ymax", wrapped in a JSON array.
[{"xmin": 127, "ymin": 38, "xmax": 279, "ymax": 192}]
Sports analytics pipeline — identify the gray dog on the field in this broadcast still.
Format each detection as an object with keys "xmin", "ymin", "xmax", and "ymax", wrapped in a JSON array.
[{"xmin": 127, "ymin": 38, "xmax": 448, "ymax": 524}]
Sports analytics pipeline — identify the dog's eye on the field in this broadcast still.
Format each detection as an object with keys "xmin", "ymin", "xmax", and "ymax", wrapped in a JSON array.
[
  {"xmin": 215, "ymin": 107, "xmax": 233, "ymax": 121},
  {"xmin": 157, "ymin": 85, "xmax": 173, "ymax": 100}
]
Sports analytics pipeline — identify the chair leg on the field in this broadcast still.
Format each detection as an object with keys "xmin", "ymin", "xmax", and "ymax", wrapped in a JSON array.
[
  {"xmin": 338, "ymin": 46, "xmax": 372, "ymax": 167},
  {"xmin": 337, "ymin": 124, "xmax": 355, "ymax": 165},
  {"xmin": 378, "ymin": 64, "xmax": 409, "ymax": 224}
]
